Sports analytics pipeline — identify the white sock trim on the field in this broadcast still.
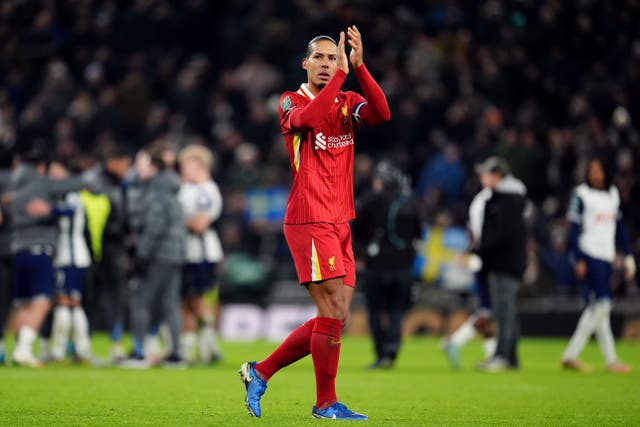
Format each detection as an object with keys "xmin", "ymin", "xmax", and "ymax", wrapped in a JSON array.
[
  {"xmin": 483, "ymin": 337, "xmax": 497, "ymax": 359},
  {"xmin": 180, "ymin": 332, "xmax": 197, "ymax": 362},
  {"xmin": 450, "ymin": 316, "xmax": 477, "ymax": 347},
  {"xmin": 16, "ymin": 326, "xmax": 37, "ymax": 354},
  {"xmin": 593, "ymin": 299, "xmax": 617, "ymax": 365},
  {"xmin": 52, "ymin": 306, "xmax": 72, "ymax": 359},
  {"xmin": 563, "ymin": 305, "xmax": 597, "ymax": 361},
  {"xmin": 72, "ymin": 307, "xmax": 91, "ymax": 358}
]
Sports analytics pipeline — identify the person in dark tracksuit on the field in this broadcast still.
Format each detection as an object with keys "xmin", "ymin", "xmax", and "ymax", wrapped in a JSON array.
[
  {"xmin": 0, "ymin": 168, "xmax": 11, "ymax": 364},
  {"xmin": 120, "ymin": 142, "xmax": 185, "ymax": 368},
  {"xmin": 84, "ymin": 146, "xmax": 131, "ymax": 361},
  {"xmin": 473, "ymin": 157, "xmax": 527, "ymax": 372},
  {"xmin": 352, "ymin": 162, "xmax": 422, "ymax": 369}
]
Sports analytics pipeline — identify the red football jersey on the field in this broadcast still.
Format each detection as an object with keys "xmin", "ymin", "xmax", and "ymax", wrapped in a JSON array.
[{"xmin": 279, "ymin": 83, "xmax": 367, "ymax": 224}]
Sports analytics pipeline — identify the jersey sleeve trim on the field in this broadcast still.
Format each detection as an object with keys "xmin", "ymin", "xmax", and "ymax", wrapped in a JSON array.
[
  {"xmin": 292, "ymin": 133, "xmax": 301, "ymax": 171},
  {"xmin": 567, "ymin": 192, "xmax": 583, "ymax": 224}
]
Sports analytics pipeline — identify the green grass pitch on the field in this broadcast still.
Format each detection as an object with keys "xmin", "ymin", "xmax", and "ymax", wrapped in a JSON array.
[{"xmin": 1, "ymin": 335, "xmax": 639, "ymax": 426}]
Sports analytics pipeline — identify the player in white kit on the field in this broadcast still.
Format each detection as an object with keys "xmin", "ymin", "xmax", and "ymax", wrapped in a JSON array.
[
  {"xmin": 178, "ymin": 145, "xmax": 224, "ymax": 364},
  {"xmin": 48, "ymin": 160, "xmax": 94, "ymax": 363},
  {"xmin": 561, "ymin": 158, "xmax": 635, "ymax": 373}
]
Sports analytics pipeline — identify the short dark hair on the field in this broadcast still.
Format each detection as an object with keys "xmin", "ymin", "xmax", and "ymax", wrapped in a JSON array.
[
  {"xmin": 20, "ymin": 138, "xmax": 49, "ymax": 165},
  {"xmin": 306, "ymin": 35, "xmax": 337, "ymax": 58},
  {"xmin": 98, "ymin": 143, "xmax": 130, "ymax": 163},
  {"xmin": 146, "ymin": 140, "xmax": 172, "ymax": 169},
  {"xmin": 51, "ymin": 156, "xmax": 78, "ymax": 174}
]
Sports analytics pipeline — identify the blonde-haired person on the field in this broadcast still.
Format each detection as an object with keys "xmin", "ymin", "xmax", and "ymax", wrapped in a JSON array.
[{"xmin": 178, "ymin": 144, "xmax": 224, "ymax": 364}]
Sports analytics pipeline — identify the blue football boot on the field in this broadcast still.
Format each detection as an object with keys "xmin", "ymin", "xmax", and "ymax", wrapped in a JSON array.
[
  {"xmin": 312, "ymin": 402, "xmax": 368, "ymax": 420},
  {"xmin": 239, "ymin": 361, "xmax": 267, "ymax": 417}
]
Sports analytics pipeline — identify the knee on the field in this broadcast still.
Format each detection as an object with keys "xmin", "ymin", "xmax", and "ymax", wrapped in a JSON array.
[
  {"xmin": 32, "ymin": 298, "xmax": 52, "ymax": 313},
  {"xmin": 341, "ymin": 311, "xmax": 351, "ymax": 330},
  {"xmin": 324, "ymin": 295, "xmax": 348, "ymax": 323},
  {"xmin": 473, "ymin": 316, "xmax": 496, "ymax": 338}
]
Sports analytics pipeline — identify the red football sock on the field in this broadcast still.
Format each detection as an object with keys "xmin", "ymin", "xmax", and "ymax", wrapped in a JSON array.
[
  {"xmin": 255, "ymin": 318, "xmax": 315, "ymax": 381},
  {"xmin": 311, "ymin": 316, "xmax": 342, "ymax": 409}
]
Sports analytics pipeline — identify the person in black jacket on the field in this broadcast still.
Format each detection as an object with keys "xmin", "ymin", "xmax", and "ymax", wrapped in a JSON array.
[
  {"xmin": 0, "ymin": 167, "xmax": 11, "ymax": 364},
  {"xmin": 84, "ymin": 145, "xmax": 131, "ymax": 362},
  {"xmin": 352, "ymin": 162, "xmax": 422, "ymax": 369},
  {"xmin": 472, "ymin": 157, "xmax": 527, "ymax": 372}
]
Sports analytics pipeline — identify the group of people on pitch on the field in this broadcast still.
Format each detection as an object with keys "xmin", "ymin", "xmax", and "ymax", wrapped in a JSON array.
[
  {"xmin": 443, "ymin": 156, "xmax": 634, "ymax": 375},
  {"xmin": 0, "ymin": 140, "xmax": 225, "ymax": 369}
]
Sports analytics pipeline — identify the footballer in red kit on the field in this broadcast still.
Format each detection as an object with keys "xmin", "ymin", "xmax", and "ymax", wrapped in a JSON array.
[
  {"xmin": 240, "ymin": 25, "xmax": 390, "ymax": 420},
  {"xmin": 279, "ymin": 83, "xmax": 365, "ymax": 224}
]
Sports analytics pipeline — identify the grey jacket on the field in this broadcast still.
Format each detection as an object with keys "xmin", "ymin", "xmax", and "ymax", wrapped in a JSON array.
[
  {"xmin": 0, "ymin": 170, "xmax": 11, "ymax": 257},
  {"xmin": 125, "ymin": 170, "xmax": 150, "ymax": 236},
  {"xmin": 9, "ymin": 164, "xmax": 88, "ymax": 254},
  {"xmin": 136, "ymin": 170, "xmax": 185, "ymax": 265}
]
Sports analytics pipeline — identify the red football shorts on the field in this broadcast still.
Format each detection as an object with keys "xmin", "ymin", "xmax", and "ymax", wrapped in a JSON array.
[{"xmin": 283, "ymin": 222, "xmax": 356, "ymax": 287}]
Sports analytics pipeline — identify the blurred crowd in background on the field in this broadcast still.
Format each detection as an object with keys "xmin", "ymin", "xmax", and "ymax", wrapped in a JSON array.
[{"xmin": 1, "ymin": 0, "xmax": 639, "ymax": 311}]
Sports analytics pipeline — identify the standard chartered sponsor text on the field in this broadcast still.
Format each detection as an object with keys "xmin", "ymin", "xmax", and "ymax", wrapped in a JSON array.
[{"xmin": 327, "ymin": 133, "xmax": 354, "ymax": 148}]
